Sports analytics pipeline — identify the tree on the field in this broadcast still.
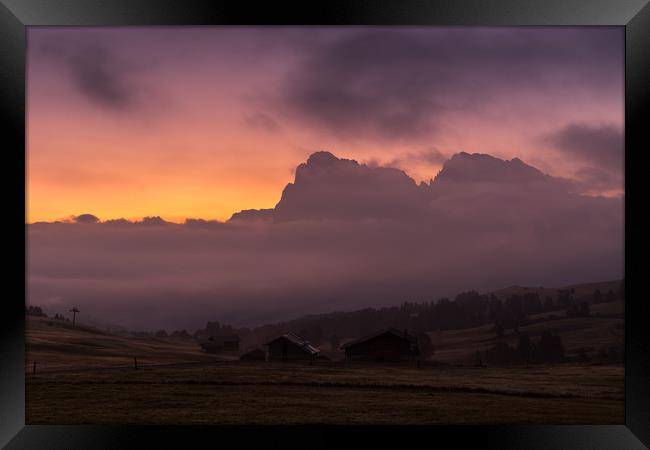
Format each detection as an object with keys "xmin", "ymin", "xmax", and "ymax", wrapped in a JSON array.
[
  {"xmin": 416, "ymin": 332, "xmax": 434, "ymax": 359},
  {"xmin": 27, "ymin": 306, "xmax": 47, "ymax": 317},
  {"xmin": 155, "ymin": 329, "xmax": 168, "ymax": 338},
  {"xmin": 544, "ymin": 296, "xmax": 554, "ymax": 310},
  {"xmin": 537, "ymin": 330, "xmax": 564, "ymax": 363},
  {"xmin": 522, "ymin": 293, "xmax": 542, "ymax": 315},
  {"xmin": 206, "ymin": 321, "xmax": 220, "ymax": 336},
  {"xmin": 517, "ymin": 333, "xmax": 535, "ymax": 364},
  {"xmin": 557, "ymin": 289, "xmax": 573, "ymax": 307},
  {"xmin": 486, "ymin": 342, "xmax": 515, "ymax": 365},
  {"xmin": 329, "ymin": 334, "xmax": 340, "ymax": 350},
  {"xmin": 171, "ymin": 329, "xmax": 190, "ymax": 339},
  {"xmin": 593, "ymin": 289, "xmax": 603, "ymax": 303}
]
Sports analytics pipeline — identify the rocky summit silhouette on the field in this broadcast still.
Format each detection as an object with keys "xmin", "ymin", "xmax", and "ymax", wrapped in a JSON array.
[
  {"xmin": 432, "ymin": 152, "xmax": 551, "ymax": 185},
  {"xmin": 228, "ymin": 150, "xmax": 595, "ymax": 223},
  {"xmin": 28, "ymin": 149, "xmax": 623, "ymax": 329}
]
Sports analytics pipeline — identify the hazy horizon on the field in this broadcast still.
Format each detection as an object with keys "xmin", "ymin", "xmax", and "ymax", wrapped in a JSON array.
[
  {"xmin": 27, "ymin": 150, "xmax": 623, "ymax": 330},
  {"xmin": 27, "ymin": 27, "xmax": 624, "ymax": 331}
]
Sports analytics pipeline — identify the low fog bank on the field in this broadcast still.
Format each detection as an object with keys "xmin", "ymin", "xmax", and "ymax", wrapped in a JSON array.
[
  {"xmin": 27, "ymin": 207, "xmax": 622, "ymax": 331},
  {"xmin": 27, "ymin": 152, "xmax": 623, "ymax": 330}
]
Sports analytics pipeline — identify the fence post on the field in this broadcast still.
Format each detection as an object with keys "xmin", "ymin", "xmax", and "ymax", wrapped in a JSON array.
[
  {"xmin": 33, "ymin": 361, "xmax": 36, "ymax": 376},
  {"xmin": 134, "ymin": 357, "xmax": 138, "ymax": 370}
]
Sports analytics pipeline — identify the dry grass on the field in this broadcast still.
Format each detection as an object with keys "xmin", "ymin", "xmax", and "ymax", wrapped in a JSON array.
[
  {"xmin": 26, "ymin": 316, "xmax": 222, "ymax": 371},
  {"xmin": 25, "ymin": 306, "xmax": 624, "ymax": 425},
  {"xmin": 26, "ymin": 362, "xmax": 624, "ymax": 424}
]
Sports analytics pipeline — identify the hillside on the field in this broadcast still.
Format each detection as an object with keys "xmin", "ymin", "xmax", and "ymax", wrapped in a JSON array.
[
  {"xmin": 26, "ymin": 316, "xmax": 223, "ymax": 372},
  {"xmin": 429, "ymin": 300, "xmax": 624, "ymax": 364},
  {"xmin": 490, "ymin": 280, "xmax": 622, "ymax": 302}
]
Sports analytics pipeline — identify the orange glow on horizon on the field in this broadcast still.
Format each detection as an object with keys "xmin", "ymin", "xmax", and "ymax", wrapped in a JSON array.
[{"xmin": 26, "ymin": 27, "xmax": 623, "ymax": 224}]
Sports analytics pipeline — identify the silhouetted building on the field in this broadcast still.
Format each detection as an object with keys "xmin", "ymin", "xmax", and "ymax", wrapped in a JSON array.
[
  {"xmin": 240, "ymin": 348, "xmax": 267, "ymax": 361},
  {"xmin": 199, "ymin": 334, "xmax": 240, "ymax": 353},
  {"xmin": 266, "ymin": 333, "xmax": 320, "ymax": 361},
  {"xmin": 341, "ymin": 328, "xmax": 420, "ymax": 363}
]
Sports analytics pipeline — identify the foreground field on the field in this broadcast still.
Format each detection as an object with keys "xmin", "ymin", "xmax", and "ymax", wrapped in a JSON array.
[
  {"xmin": 27, "ymin": 362, "xmax": 624, "ymax": 424},
  {"xmin": 26, "ymin": 307, "xmax": 624, "ymax": 424}
]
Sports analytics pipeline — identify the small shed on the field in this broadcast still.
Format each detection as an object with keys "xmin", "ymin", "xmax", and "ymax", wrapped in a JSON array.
[
  {"xmin": 240, "ymin": 348, "xmax": 267, "ymax": 361},
  {"xmin": 266, "ymin": 333, "xmax": 320, "ymax": 362},
  {"xmin": 341, "ymin": 328, "xmax": 420, "ymax": 363},
  {"xmin": 199, "ymin": 334, "xmax": 240, "ymax": 354}
]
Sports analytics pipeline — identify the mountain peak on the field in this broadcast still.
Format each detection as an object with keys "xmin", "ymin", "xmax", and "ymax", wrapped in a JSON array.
[
  {"xmin": 273, "ymin": 150, "xmax": 420, "ymax": 222},
  {"xmin": 306, "ymin": 151, "xmax": 342, "ymax": 166},
  {"xmin": 434, "ymin": 152, "xmax": 547, "ymax": 184},
  {"xmin": 230, "ymin": 150, "xmax": 567, "ymax": 223},
  {"xmin": 294, "ymin": 151, "xmax": 359, "ymax": 183}
]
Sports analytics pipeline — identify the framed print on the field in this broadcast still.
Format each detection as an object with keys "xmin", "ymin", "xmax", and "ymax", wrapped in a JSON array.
[{"xmin": 1, "ymin": 0, "xmax": 649, "ymax": 448}]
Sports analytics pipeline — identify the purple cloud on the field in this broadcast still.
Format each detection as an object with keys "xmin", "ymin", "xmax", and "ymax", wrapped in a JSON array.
[{"xmin": 280, "ymin": 28, "xmax": 622, "ymax": 141}]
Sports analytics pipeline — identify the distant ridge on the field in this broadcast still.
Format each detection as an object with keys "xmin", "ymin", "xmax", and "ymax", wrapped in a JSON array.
[
  {"xmin": 489, "ymin": 280, "xmax": 622, "ymax": 301},
  {"xmin": 228, "ymin": 150, "xmax": 570, "ymax": 223}
]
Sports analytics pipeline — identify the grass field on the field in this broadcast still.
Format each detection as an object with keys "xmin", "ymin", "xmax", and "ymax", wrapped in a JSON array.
[
  {"xmin": 26, "ymin": 362, "xmax": 624, "ymax": 424},
  {"xmin": 25, "ymin": 311, "xmax": 624, "ymax": 425}
]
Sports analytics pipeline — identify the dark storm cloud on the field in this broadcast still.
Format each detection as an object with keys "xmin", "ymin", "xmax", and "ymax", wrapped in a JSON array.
[
  {"xmin": 37, "ymin": 38, "xmax": 149, "ymax": 110},
  {"xmin": 543, "ymin": 123, "xmax": 624, "ymax": 171},
  {"xmin": 572, "ymin": 166, "xmax": 623, "ymax": 193},
  {"xmin": 280, "ymin": 28, "xmax": 622, "ymax": 141},
  {"xmin": 65, "ymin": 44, "xmax": 135, "ymax": 109}
]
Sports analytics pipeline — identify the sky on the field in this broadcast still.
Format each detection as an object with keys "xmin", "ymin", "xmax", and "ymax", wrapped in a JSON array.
[
  {"xmin": 26, "ymin": 27, "xmax": 624, "ymax": 329},
  {"xmin": 27, "ymin": 26, "xmax": 624, "ymax": 223}
]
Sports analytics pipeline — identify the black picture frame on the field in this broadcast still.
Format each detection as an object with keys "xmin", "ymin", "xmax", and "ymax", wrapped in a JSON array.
[{"xmin": 1, "ymin": 1, "xmax": 648, "ymax": 448}]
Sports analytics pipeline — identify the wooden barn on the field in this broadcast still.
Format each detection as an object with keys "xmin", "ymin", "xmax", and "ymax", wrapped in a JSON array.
[
  {"xmin": 266, "ymin": 333, "xmax": 320, "ymax": 362},
  {"xmin": 240, "ymin": 348, "xmax": 267, "ymax": 361},
  {"xmin": 199, "ymin": 334, "xmax": 240, "ymax": 354},
  {"xmin": 341, "ymin": 328, "xmax": 420, "ymax": 363}
]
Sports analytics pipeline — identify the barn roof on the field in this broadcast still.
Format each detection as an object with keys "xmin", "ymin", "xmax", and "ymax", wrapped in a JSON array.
[
  {"xmin": 266, "ymin": 332, "xmax": 320, "ymax": 355},
  {"xmin": 341, "ymin": 328, "xmax": 419, "ymax": 349}
]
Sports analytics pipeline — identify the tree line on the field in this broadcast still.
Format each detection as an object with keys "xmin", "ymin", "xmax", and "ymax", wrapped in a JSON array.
[
  {"xmin": 29, "ymin": 280, "xmax": 621, "ymax": 356},
  {"xmin": 187, "ymin": 281, "xmax": 623, "ymax": 352}
]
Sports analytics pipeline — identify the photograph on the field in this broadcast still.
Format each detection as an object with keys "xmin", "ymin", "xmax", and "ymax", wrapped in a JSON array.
[{"xmin": 24, "ymin": 25, "xmax": 625, "ymax": 426}]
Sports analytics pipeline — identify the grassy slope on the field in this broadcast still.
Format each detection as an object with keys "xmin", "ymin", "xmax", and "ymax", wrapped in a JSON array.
[
  {"xmin": 27, "ymin": 301, "xmax": 625, "ymax": 370},
  {"xmin": 26, "ymin": 316, "xmax": 223, "ymax": 371},
  {"xmin": 428, "ymin": 301, "xmax": 624, "ymax": 364}
]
